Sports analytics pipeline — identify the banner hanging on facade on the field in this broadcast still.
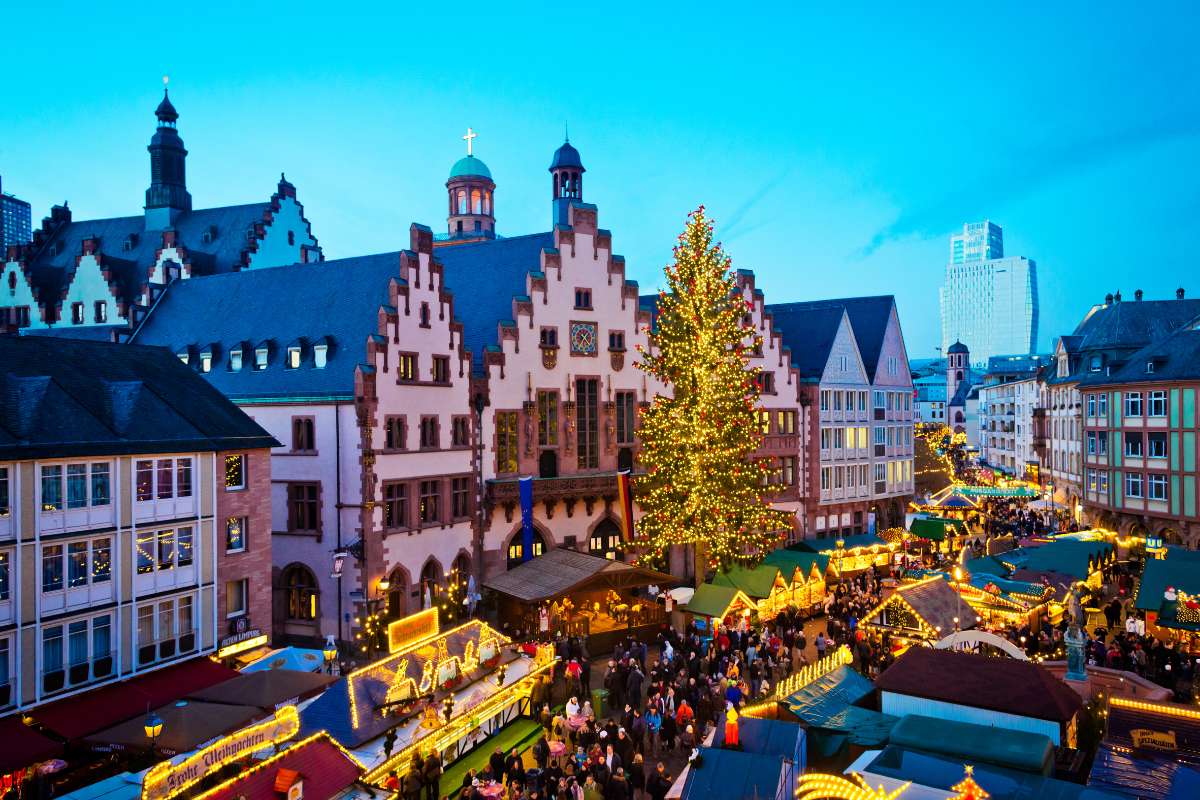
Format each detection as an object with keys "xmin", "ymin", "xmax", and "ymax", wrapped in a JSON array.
[
  {"xmin": 519, "ymin": 475, "xmax": 534, "ymax": 562},
  {"xmin": 617, "ymin": 470, "xmax": 636, "ymax": 542}
]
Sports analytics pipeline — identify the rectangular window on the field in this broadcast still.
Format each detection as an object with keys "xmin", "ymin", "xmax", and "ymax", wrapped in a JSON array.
[
  {"xmin": 616, "ymin": 391, "xmax": 636, "ymax": 444},
  {"xmin": 776, "ymin": 410, "xmax": 796, "ymax": 434},
  {"xmin": 157, "ymin": 529, "xmax": 176, "ymax": 570},
  {"xmin": 858, "ymin": 426, "xmax": 868, "ymax": 448},
  {"xmin": 0, "ymin": 467, "xmax": 7, "ymax": 517},
  {"xmin": 497, "ymin": 412, "xmax": 518, "ymax": 474},
  {"xmin": 419, "ymin": 480, "xmax": 440, "ymax": 524},
  {"xmin": 93, "ymin": 615, "xmax": 111, "ymax": 660},
  {"xmin": 1149, "ymin": 391, "xmax": 1166, "ymax": 417},
  {"xmin": 43, "ymin": 625, "xmax": 64, "ymax": 676},
  {"xmin": 1099, "ymin": 471, "xmax": 1108, "ymax": 493},
  {"xmin": 68, "ymin": 542, "xmax": 88, "ymax": 588},
  {"xmin": 1148, "ymin": 473, "xmax": 1167, "ymax": 500},
  {"xmin": 1125, "ymin": 432, "xmax": 1143, "ymax": 458},
  {"xmin": 540, "ymin": 328, "xmax": 558, "ymax": 347},
  {"xmin": 177, "ymin": 458, "xmax": 191, "ymax": 497},
  {"xmin": 577, "ymin": 378, "xmax": 599, "ymax": 469},
  {"xmin": 904, "ymin": 393, "xmax": 911, "ymax": 412},
  {"xmin": 41, "ymin": 466, "xmax": 63, "ymax": 511},
  {"xmin": 1087, "ymin": 395, "xmax": 1096, "ymax": 417},
  {"xmin": 860, "ymin": 464, "xmax": 869, "ymax": 486},
  {"xmin": 398, "ymin": 354, "xmax": 416, "ymax": 381},
  {"xmin": 859, "ymin": 391, "xmax": 868, "ymax": 412},
  {"xmin": 1125, "ymin": 472, "xmax": 1143, "ymax": 498},
  {"xmin": 782, "ymin": 456, "xmax": 795, "ymax": 486},
  {"xmin": 874, "ymin": 391, "xmax": 885, "ymax": 409},
  {"xmin": 1125, "ymin": 392, "xmax": 1143, "ymax": 417},
  {"xmin": 452, "ymin": 477, "xmax": 469, "ymax": 518},
  {"xmin": 384, "ymin": 483, "xmax": 407, "ymax": 529},
  {"xmin": 156, "ymin": 459, "xmax": 173, "ymax": 499},
  {"xmin": 42, "ymin": 545, "xmax": 64, "ymax": 592},
  {"xmin": 1088, "ymin": 469, "xmax": 1096, "ymax": 491},
  {"xmin": 91, "ymin": 463, "xmax": 110, "ymax": 506},
  {"xmin": 433, "ymin": 356, "xmax": 449, "ymax": 383},
  {"xmin": 385, "ymin": 417, "xmax": 406, "ymax": 450},
  {"xmin": 179, "ymin": 597, "xmax": 194, "ymax": 641},
  {"xmin": 820, "ymin": 391, "xmax": 830, "ymax": 412},
  {"xmin": 0, "ymin": 552, "xmax": 9, "ymax": 602},
  {"xmin": 887, "ymin": 427, "xmax": 894, "ymax": 447},
  {"xmin": 1099, "ymin": 394, "xmax": 1108, "ymax": 416},
  {"xmin": 452, "ymin": 417, "xmax": 470, "ymax": 447},
  {"xmin": 1148, "ymin": 432, "xmax": 1167, "ymax": 459},
  {"xmin": 226, "ymin": 517, "xmax": 246, "ymax": 553},
  {"xmin": 845, "ymin": 427, "xmax": 856, "ymax": 449},
  {"xmin": 291, "ymin": 484, "xmax": 319, "ymax": 531},
  {"xmin": 1098, "ymin": 431, "xmax": 1108, "ymax": 455},
  {"xmin": 1087, "ymin": 432, "xmax": 1096, "ymax": 454},
  {"xmin": 420, "ymin": 417, "xmax": 439, "ymax": 448},
  {"xmin": 137, "ymin": 530, "xmax": 154, "ymax": 574},
  {"xmin": 176, "ymin": 528, "xmax": 192, "ymax": 567},
  {"xmin": 94, "ymin": 302, "xmax": 107, "ymax": 323},
  {"xmin": 225, "ymin": 455, "xmax": 245, "ymax": 490},
  {"xmin": 875, "ymin": 463, "xmax": 887, "ymax": 482},
  {"xmin": 226, "ymin": 580, "xmax": 247, "ymax": 617},
  {"xmin": 136, "ymin": 460, "xmax": 153, "ymax": 501},
  {"xmin": 832, "ymin": 392, "xmax": 842, "ymax": 412},
  {"xmin": 886, "ymin": 392, "xmax": 894, "ymax": 412},
  {"xmin": 905, "ymin": 426, "xmax": 912, "ymax": 445},
  {"xmin": 833, "ymin": 427, "xmax": 844, "ymax": 449},
  {"xmin": 67, "ymin": 464, "xmax": 88, "ymax": 509},
  {"xmin": 874, "ymin": 426, "xmax": 885, "ymax": 445},
  {"xmin": 539, "ymin": 391, "xmax": 560, "ymax": 446},
  {"xmin": 820, "ymin": 467, "xmax": 830, "ymax": 491},
  {"xmin": 820, "ymin": 428, "xmax": 831, "ymax": 449},
  {"xmin": 833, "ymin": 466, "xmax": 842, "ymax": 489}
]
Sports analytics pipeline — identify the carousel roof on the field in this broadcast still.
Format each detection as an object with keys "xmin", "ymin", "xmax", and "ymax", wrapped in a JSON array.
[{"xmin": 483, "ymin": 548, "xmax": 676, "ymax": 603}]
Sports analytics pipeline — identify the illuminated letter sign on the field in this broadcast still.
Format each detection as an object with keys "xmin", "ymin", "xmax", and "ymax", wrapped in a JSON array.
[
  {"xmin": 388, "ymin": 608, "xmax": 439, "ymax": 653},
  {"xmin": 142, "ymin": 706, "xmax": 301, "ymax": 800},
  {"xmin": 1131, "ymin": 729, "xmax": 1177, "ymax": 751}
]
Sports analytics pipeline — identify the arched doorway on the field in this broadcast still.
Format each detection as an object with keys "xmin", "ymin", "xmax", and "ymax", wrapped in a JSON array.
[
  {"xmin": 1162, "ymin": 527, "xmax": 1183, "ymax": 546},
  {"xmin": 590, "ymin": 518, "xmax": 624, "ymax": 560},
  {"xmin": 420, "ymin": 561, "xmax": 442, "ymax": 609},
  {"xmin": 385, "ymin": 568, "xmax": 407, "ymax": 620},
  {"xmin": 507, "ymin": 531, "xmax": 547, "ymax": 570},
  {"xmin": 284, "ymin": 566, "xmax": 318, "ymax": 622},
  {"xmin": 539, "ymin": 450, "xmax": 558, "ymax": 478},
  {"xmin": 617, "ymin": 448, "xmax": 634, "ymax": 472}
]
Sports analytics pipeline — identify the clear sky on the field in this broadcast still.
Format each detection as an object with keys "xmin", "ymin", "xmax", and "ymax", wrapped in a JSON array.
[{"xmin": 2, "ymin": 3, "xmax": 1197, "ymax": 358}]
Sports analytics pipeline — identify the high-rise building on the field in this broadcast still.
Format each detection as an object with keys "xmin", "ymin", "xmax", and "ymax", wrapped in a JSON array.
[
  {"xmin": 0, "ymin": 176, "xmax": 32, "ymax": 251},
  {"xmin": 950, "ymin": 220, "xmax": 1002, "ymax": 264},
  {"xmin": 940, "ymin": 222, "xmax": 1038, "ymax": 367}
]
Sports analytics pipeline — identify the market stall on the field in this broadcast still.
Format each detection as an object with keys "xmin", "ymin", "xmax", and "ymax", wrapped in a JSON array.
[
  {"xmin": 684, "ymin": 583, "xmax": 759, "ymax": 633},
  {"xmin": 861, "ymin": 576, "xmax": 979, "ymax": 647},
  {"xmin": 713, "ymin": 558, "xmax": 827, "ymax": 621},
  {"xmin": 789, "ymin": 534, "xmax": 896, "ymax": 578},
  {"xmin": 483, "ymin": 548, "xmax": 676, "ymax": 653}
]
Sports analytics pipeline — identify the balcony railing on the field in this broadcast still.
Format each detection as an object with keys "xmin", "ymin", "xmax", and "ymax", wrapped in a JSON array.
[
  {"xmin": 41, "ymin": 650, "xmax": 115, "ymax": 695},
  {"xmin": 487, "ymin": 471, "xmax": 646, "ymax": 506},
  {"xmin": 138, "ymin": 628, "xmax": 199, "ymax": 667}
]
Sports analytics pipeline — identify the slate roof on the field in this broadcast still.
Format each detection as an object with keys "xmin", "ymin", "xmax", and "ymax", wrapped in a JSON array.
[
  {"xmin": 1079, "ymin": 328, "xmax": 1200, "ymax": 387},
  {"xmin": 1134, "ymin": 558, "xmax": 1200, "ymax": 612},
  {"xmin": 0, "ymin": 336, "xmax": 279, "ymax": 460},
  {"xmin": 874, "ymin": 647, "xmax": 1082, "ymax": 723},
  {"xmin": 22, "ymin": 204, "xmax": 274, "ymax": 316},
  {"xmin": 767, "ymin": 296, "xmax": 896, "ymax": 381},
  {"xmin": 131, "ymin": 251, "xmax": 407, "ymax": 400},
  {"xmin": 893, "ymin": 577, "xmax": 977, "ymax": 635},
  {"xmin": 435, "ymin": 232, "xmax": 556, "ymax": 367},
  {"xmin": 483, "ymin": 548, "xmax": 674, "ymax": 603},
  {"xmin": 764, "ymin": 305, "xmax": 848, "ymax": 378}
]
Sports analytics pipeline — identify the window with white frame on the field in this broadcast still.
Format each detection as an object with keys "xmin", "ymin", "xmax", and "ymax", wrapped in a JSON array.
[
  {"xmin": 135, "ymin": 458, "xmax": 192, "ymax": 502},
  {"xmin": 1124, "ymin": 392, "xmax": 1143, "ymax": 417},
  {"xmin": 874, "ymin": 463, "xmax": 886, "ymax": 483},
  {"xmin": 820, "ymin": 391, "xmax": 830, "ymax": 411},
  {"xmin": 225, "ymin": 455, "xmax": 245, "ymax": 490},
  {"xmin": 136, "ymin": 527, "xmax": 194, "ymax": 575},
  {"xmin": 874, "ymin": 391, "xmax": 885, "ymax": 409},
  {"xmin": 1125, "ymin": 472, "xmax": 1143, "ymax": 498},
  {"xmin": 1098, "ymin": 471, "xmax": 1108, "ymax": 493},
  {"xmin": 226, "ymin": 580, "xmax": 247, "ymax": 617},
  {"xmin": 1149, "ymin": 391, "xmax": 1166, "ymax": 417},
  {"xmin": 226, "ymin": 518, "xmax": 247, "ymax": 553},
  {"xmin": 40, "ymin": 462, "xmax": 111, "ymax": 513},
  {"xmin": 0, "ymin": 551, "xmax": 9, "ymax": 603},
  {"xmin": 137, "ymin": 595, "xmax": 196, "ymax": 665},
  {"xmin": 820, "ymin": 468, "xmax": 830, "ymax": 491},
  {"xmin": 1149, "ymin": 473, "xmax": 1168, "ymax": 501}
]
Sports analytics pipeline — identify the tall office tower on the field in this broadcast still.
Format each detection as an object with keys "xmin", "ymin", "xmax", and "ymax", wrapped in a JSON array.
[
  {"xmin": 940, "ymin": 222, "xmax": 1038, "ymax": 368},
  {"xmin": 950, "ymin": 220, "xmax": 1003, "ymax": 264},
  {"xmin": 0, "ymin": 176, "xmax": 32, "ymax": 251}
]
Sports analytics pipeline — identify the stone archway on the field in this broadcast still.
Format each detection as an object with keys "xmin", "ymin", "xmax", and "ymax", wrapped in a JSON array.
[
  {"xmin": 1160, "ymin": 526, "xmax": 1183, "ymax": 546},
  {"xmin": 589, "ymin": 517, "xmax": 624, "ymax": 561}
]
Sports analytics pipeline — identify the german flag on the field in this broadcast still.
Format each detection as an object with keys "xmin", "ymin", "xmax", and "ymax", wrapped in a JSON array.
[{"xmin": 616, "ymin": 469, "xmax": 636, "ymax": 542}]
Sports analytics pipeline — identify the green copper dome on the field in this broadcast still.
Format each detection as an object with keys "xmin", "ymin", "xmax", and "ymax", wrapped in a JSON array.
[{"xmin": 449, "ymin": 156, "xmax": 492, "ymax": 181}]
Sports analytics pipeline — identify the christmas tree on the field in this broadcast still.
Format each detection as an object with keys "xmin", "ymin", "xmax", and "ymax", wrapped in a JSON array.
[{"xmin": 633, "ymin": 207, "xmax": 792, "ymax": 573}]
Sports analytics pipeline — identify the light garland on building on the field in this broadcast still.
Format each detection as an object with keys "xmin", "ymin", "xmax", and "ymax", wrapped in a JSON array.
[
  {"xmin": 794, "ymin": 771, "xmax": 910, "ymax": 800},
  {"xmin": 631, "ymin": 206, "xmax": 793, "ymax": 572},
  {"xmin": 742, "ymin": 645, "xmax": 852, "ymax": 715},
  {"xmin": 1111, "ymin": 697, "xmax": 1200, "ymax": 719},
  {"xmin": 181, "ymin": 733, "xmax": 367, "ymax": 800}
]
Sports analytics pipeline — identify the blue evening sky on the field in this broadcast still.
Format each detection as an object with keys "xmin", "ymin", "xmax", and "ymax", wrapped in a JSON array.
[{"xmin": 2, "ymin": 3, "xmax": 1197, "ymax": 358}]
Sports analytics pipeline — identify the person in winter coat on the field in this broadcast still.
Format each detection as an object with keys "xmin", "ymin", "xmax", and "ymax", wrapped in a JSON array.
[
  {"xmin": 646, "ymin": 763, "xmax": 671, "ymax": 800},
  {"xmin": 626, "ymin": 667, "xmax": 644, "ymax": 709},
  {"xmin": 660, "ymin": 709, "xmax": 677, "ymax": 752},
  {"xmin": 488, "ymin": 747, "xmax": 506, "ymax": 784},
  {"xmin": 628, "ymin": 755, "xmax": 646, "ymax": 800},
  {"xmin": 679, "ymin": 725, "xmax": 695, "ymax": 751},
  {"xmin": 403, "ymin": 766, "xmax": 423, "ymax": 800},
  {"xmin": 630, "ymin": 710, "xmax": 647, "ymax": 755},
  {"xmin": 421, "ymin": 750, "xmax": 442, "ymax": 800},
  {"xmin": 533, "ymin": 735, "xmax": 550, "ymax": 770},
  {"xmin": 504, "ymin": 748, "xmax": 524, "ymax": 787},
  {"xmin": 645, "ymin": 708, "xmax": 662, "ymax": 757},
  {"xmin": 610, "ymin": 770, "xmax": 631, "ymax": 800},
  {"xmin": 531, "ymin": 675, "xmax": 550, "ymax": 719}
]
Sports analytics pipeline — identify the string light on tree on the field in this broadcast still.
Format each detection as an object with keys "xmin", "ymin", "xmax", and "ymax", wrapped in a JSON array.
[{"xmin": 633, "ymin": 207, "xmax": 792, "ymax": 572}]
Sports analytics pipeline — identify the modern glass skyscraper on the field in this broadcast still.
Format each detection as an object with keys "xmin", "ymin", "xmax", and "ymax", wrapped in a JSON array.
[
  {"xmin": 950, "ymin": 220, "xmax": 1003, "ymax": 264},
  {"xmin": 940, "ymin": 223, "xmax": 1038, "ymax": 368},
  {"xmin": 1, "ymin": 176, "xmax": 32, "ymax": 252}
]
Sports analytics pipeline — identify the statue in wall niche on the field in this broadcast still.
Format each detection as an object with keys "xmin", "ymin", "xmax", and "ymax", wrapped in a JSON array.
[
  {"xmin": 605, "ymin": 417, "xmax": 615, "ymax": 455},
  {"xmin": 525, "ymin": 413, "xmax": 535, "ymax": 458},
  {"xmin": 565, "ymin": 417, "xmax": 576, "ymax": 454}
]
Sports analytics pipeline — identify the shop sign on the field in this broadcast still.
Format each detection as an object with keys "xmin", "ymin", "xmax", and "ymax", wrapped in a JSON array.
[
  {"xmin": 218, "ymin": 628, "xmax": 265, "ymax": 657},
  {"xmin": 142, "ymin": 707, "xmax": 300, "ymax": 800},
  {"xmin": 389, "ymin": 607, "xmax": 439, "ymax": 653},
  {"xmin": 1131, "ymin": 729, "xmax": 1176, "ymax": 751}
]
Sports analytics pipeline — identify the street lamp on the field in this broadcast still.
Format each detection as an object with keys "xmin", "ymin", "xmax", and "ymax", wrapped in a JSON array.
[
  {"xmin": 324, "ymin": 640, "xmax": 339, "ymax": 675},
  {"xmin": 953, "ymin": 567, "xmax": 964, "ymax": 630},
  {"xmin": 144, "ymin": 707, "xmax": 164, "ymax": 758}
]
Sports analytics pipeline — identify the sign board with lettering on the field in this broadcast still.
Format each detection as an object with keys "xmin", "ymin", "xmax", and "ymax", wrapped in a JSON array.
[
  {"xmin": 218, "ymin": 628, "xmax": 266, "ymax": 657},
  {"xmin": 1131, "ymin": 728, "xmax": 1177, "ymax": 751},
  {"xmin": 142, "ymin": 706, "xmax": 300, "ymax": 800},
  {"xmin": 388, "ymin": 608, "xmax": 439, "ymax": 653}
]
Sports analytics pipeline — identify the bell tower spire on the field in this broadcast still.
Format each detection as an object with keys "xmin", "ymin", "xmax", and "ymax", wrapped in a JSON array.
[
  {"xmin": 145, "ymin": 78, "xmax": 192, "ymax": 229},
  {"xmin": 549, "ymin": 137, "xmax": 584, "ymax": 226}
]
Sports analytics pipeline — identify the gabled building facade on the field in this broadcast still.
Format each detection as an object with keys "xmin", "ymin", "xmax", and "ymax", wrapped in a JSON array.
[{"xmin": 2, "ymin": 91, "xmax": 320, "ymax": 334}]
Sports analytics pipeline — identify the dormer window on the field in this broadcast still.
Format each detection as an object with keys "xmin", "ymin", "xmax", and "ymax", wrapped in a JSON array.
[
  {"xmin": 177, "ymin": 348, "xmax": 189, "ymax": 365},
  {"xmin": 245, "ymin": 225, "xmax": 255, "ymax": 242},
  {"xmin": 314, "ymin": 344, "xmax": 328, "ymax": 369},
  {"xmin": 200, "ymin": 348, "xmax": 212, "ymax": 373},
  {"xmin": 202, "ymin": 226, "xmax": 217, "ymax": 245},
  {"xmin": 230, "ymin": 347, "xmax": 243, "ymax": 372},
  {"xmin": 1090, "ymin": 356, "xmax": 1101, "ymax": 372},
  {"xmin": 123, "ymin": 233, "xmax": 138, "ymax": 251},
  {"xmin": 48, "ymin": 241, "xmax": 62, "ymax": 257},
  {"xmin": 1147, "ymin": 360, "xmax": 1155, "ymax": 374},
  {"xmin": 255, "ymin": 346, "xmax": 269, "ymax": 370},
  {"xmin": 288, "ymin": 345, "xmax": 301, "ymax": 369}
]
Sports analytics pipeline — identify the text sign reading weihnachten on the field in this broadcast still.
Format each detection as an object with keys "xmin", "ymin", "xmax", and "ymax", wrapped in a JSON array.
[
  {"xmin": 142, "ymin": 706, "xmax": 300, "ymax": 800},
  {"xmin": 389, "ymin": 608, "xmax": 439, "ymax": 653}
]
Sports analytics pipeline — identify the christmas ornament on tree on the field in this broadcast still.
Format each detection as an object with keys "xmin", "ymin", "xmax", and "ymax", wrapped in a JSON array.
[{"xmin": 633, "ymin": 207, "xmax": 792, "ymax": 572}]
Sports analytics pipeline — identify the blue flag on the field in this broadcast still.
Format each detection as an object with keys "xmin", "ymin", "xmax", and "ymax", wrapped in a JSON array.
[{"xmin": 519, "ymin": 475, "xmax": 534, "ymax": 562}]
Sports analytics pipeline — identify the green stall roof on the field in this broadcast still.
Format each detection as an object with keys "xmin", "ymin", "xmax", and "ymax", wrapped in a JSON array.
[
  {"xmin": 789, "ymin": 534, "xmax": 890, "ymax": 554},
  {"xmin": 1023, "ymin": 541, "xmax": 1113, "ymax": 580},
  {"xmin": 713, "ymin": 564, "xmax": 783, "ymax": 599},
  {"xmin": 763, "ymin": 549, "xmax": 830, "ymax": 579},
  {"xmin": 685, "ymin": 583, "xmax": 747, "ymax": 618},
  {"xmin": 783, "ymin": 665, "xmax": 898, "ymax": 747},
  {"xmin": 1136, "ymin": 559, "xmax": 1200, "ymax": 612},
  {"xmin": 888, "ymin": 714, "xmax": 1057, "ymax": 777},
  {"xmin": 960, "ymin": 555, "xmax": 1011, "ymax": 577}
]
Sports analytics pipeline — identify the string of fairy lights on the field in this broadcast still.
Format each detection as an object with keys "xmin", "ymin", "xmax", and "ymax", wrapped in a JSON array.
[{"xmin": 631, "ymin": 207, "xmax": 792, "ymax": 572}]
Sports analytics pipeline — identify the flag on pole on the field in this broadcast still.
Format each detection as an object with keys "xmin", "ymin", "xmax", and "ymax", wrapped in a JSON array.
[
  {"xmin": 616, "ymin": 469, "xmax": 636, "ymax": 543},
  {"xmin": 519, "ymin": 475, "xmax": 535, "ymax": 562}
]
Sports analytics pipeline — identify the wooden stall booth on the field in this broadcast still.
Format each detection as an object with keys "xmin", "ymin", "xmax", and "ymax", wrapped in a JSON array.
[{"xmin": 484, "ymin": 548, "xmax": 676, "ymax": 654}]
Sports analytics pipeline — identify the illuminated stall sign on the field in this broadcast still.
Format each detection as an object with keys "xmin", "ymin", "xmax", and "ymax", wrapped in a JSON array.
[
  {"xmin": 389, "ymin": 608, "xmax": 439, "ymax": 653},
  {"xmin": 142, "ymin": 706, "xmax": 300, "ymax": 800}
]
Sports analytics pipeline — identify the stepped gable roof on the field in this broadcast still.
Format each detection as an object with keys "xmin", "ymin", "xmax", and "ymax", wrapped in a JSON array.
[
  {"xmin": 0, "ymin": 336, "xmax": 278, "ymax": 460},
  {"xmin": 435, "ymin": 231, "xmax": 556, "ymax": 366},
  {"xmin": 767, "ymin": 295, "xmax": 895, "ymax": 381},
  {"xmin": 766, "ymin": 304, "xmax": 848, "ymax": 379},
  {"xmin": 874, "ymin": 646, "xmax": 1082, "ymax": 723},
  {"xmin": 1080, "ymin": 327, "xmax": 1200, "ymax": 387},
  {"xmin": 132, "ymin": 251, "xmax": 406, "ymax": 400}
]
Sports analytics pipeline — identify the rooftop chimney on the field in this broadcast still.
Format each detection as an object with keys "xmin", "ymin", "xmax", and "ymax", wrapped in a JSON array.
[
  {"xmin": 1105, "ymin": 293, "xmax": 1114, "ymax": 305},
  {"xmin": 1178, "ymin": 287, "xmax": 1186, "ymax": 300},
  {"xmin": 1114, "ymin": 291, "xmax": 1122, "ymax": 302},
  {"xmin": 1135, "ymin": 289, "xmax": 1143, "ymax": 301}
]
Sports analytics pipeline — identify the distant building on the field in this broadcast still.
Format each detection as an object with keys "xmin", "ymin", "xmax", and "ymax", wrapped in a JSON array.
[
  {"xmin": 940, "ymin": 222, "xmax": 1037, "ymax": 366},
  {"xmin": 0, "ymin": 176, "xmax": 31, "ymax": 253},
  {"xmin": 950, "ymin": 220, "xmax": 1003, "ymax": 264},
  {"xmin": 914, "ymin": 374, "xmax": 946, "ymax": 424},
  {"xmin": 976, "ymin": 355, "xmax": 1049, "ymax": 477}
]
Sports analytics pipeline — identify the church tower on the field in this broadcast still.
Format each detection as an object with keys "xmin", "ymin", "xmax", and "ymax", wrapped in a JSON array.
[
  {"xmin": 947, "ymin": 340, "xmax": 970, "ymax": 401},
  {"xmin": 446, "ymin": 128, "xmax": 496, "ymax": 240},
  {"xmin": 145, "ymin": 88, "xmax": 192, "ymax": 230},
  {"xmin": 550, "ymin": 138, "xmax": 584, "ymax": 226}
]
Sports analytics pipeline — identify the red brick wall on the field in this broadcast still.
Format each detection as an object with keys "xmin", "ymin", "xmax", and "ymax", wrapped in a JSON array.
[{"xmin": 215, "ymin": 448, "xmax": 274, "ymax": 648}]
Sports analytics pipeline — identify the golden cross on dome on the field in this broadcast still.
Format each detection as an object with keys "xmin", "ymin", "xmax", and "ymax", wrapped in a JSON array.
[{"xmin": 463, "ymin": 127, "xmax": 477, "ymax": 156}]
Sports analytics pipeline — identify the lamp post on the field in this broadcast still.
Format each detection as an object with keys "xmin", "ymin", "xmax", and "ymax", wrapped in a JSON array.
[
  {"xmin": 144, "ymin": 707, "xmax": 164, "ymax": 759},
  {"xmin": 835, "ymin": 538, "xmax": 845, "ymax": 588},
  {"xmin": 324, "ymin": 637, "xmax": 339, "ymax": 675},
  {"xmin": 953, "ymin": 566, "xmax": 964, "ymax": 630},
  {"xmin": 473, "ymin": 393, "xmax": 487, "ymax": 595}
]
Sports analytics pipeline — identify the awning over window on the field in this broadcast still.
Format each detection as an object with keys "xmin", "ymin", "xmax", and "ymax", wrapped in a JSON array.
[
  {"xmin": 32, "ymin": 656, "xmax": 240, "ymax": 742},
  {"xmin": 0, "ymin": 717, "xmax": 63, "ymax": 778}
]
